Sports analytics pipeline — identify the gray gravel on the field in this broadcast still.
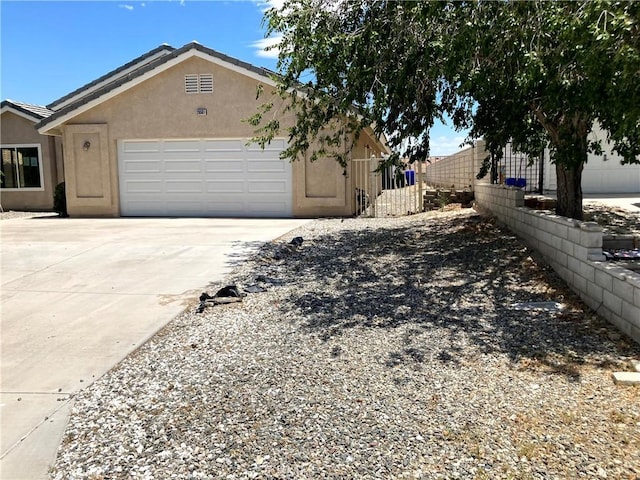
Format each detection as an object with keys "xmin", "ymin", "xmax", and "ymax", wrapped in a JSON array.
[
  {"xmin": 0, "ymin": 210, "xmax": 58, "ymax": 220},
  {"xmin": 51, "ymin": 210, "xmax": 640, "ymax": 479}
]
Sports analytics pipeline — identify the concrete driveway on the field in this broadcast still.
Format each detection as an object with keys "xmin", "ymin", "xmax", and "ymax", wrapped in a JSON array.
[{"xmin": 0, "ymin": 216, "xmax": 310, "ymax": 479}]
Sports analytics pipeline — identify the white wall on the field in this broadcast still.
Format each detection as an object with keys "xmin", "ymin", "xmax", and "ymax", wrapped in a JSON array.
[{"xmin": 544, "ymin": 124, "xmax": 640, "ymax": 194}]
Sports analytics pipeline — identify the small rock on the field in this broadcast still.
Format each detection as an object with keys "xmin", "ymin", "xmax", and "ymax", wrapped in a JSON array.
[
  {"xmin": 607, "ymin": 332, "xmax": 622, "ymax": 341},
  {"xmin": 612, "ymin": 372, "xmax": 640, "ymax": 386}
]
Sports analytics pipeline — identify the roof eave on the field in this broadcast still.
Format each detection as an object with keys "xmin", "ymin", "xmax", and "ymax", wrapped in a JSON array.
[
  {"xmin": 46, "ymin": 44, "xmax": 177, "ymax": 111},
  {"xmin": 1, "ymin": 102, "xmax": 43, "ymax": 123}
]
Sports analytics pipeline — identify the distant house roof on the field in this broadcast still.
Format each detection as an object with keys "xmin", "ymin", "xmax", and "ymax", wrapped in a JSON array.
[
  {"xmin": 37, "ymin": 42, "xmax": 280, "ymax": 134},
  {"xmin": 1, "ymin": 100, "xmax": 54, "ymax": 122}
]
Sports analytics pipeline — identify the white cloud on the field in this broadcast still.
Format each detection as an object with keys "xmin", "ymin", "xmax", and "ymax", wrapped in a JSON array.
[
  {"xmin": 119, "ymin": 4, "xmax": 134, "ymax": 10},
  {"xmin": 251, "ymin": 36, "xmax": 283, "ymax": 59},
  {"xmin": 428, "ymin": 135, "xmax": 468, "ymax": 156},
  {"xmin": 255, "ymin": 0, "xmax": 287, "ymax": 12}
]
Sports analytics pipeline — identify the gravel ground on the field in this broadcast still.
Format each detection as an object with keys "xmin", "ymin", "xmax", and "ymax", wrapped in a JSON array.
[
  {"xmin": 0, "ymin": 210, "xmax": 58, "ymax": 220},
  {"xmin": 50, "ymin": 209, "xmax": 640, "ymax": 480},
  {"xmin": 583, "ymin": 203, "xmax": 640, "ymax": 237}
]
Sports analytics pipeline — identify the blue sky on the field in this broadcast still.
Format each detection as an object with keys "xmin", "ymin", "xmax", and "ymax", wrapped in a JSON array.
[{"xmin": 1, "ymin": 0, "xmax": 466, "ymax": 155}]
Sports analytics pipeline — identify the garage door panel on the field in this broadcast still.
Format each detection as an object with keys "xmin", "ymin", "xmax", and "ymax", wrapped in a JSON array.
[
  {"xmin": 206, "ymin": 181, "xmax": 245, "ymax": 193},
  {"xmin": 165, "ymin": 180, "xmax": 204, "ymax": 194},
  {"xmin": 122, "ymin": 141, "xmax": 161, "ymax": 153},
  {"xmin": 204, "ymin": 160, "xmax": 244, "ymax": 173},
  {"xmin": 203, "ymin": 139, "xmax": 244, "ymax": 151},
  {"xmin": 123, "ymin": 160, "xmax": 162, "ymax": 173},
  {"xmin": 246, "ymin": 151, "xmax": 284, "ymax": 161},
  {"xmin": 248, "ymin": 180, "xmax": 288, "ymax": 193},
  {"xmin": 164, "ymin": 160, "xmax": 203, "ymax": 173},
  {"xmin": 119, "ymin": 139, "xmax": 292, "ymax": 217},
  {"xmin": 127, "ymin": 200, "xmax": 166, "ymax": 216},
  {"xmin": 246, "ymin": 139, "xmax": 287, "ymax": 151},
  {"xmin": 202, "ymin": 152, "xmax": 245, "ymax": 161},
  {"xmin": 247, "ymin": 201, "xmax": 290, "ymax": 215},
  {"xmin": 163, "ymin": 202, "xmax": 206, "ymax": 216},
  {"xmin": 246, "ymin": 149, "xmax": 283, "ymax": 159},
  {"xmin": 124, "ymin": 180, "xmax": 163, "ymax": 193},
  {"xmin": 247, "ymin": 160, "xmax": 287, "ymax": 173},
  {"xmin": 205, "ymin": 201, "xmax": 246, "ymax": 213},
  {"xmin": 163, "ymin": 140, "xmax": 201, "ymax": 153}
]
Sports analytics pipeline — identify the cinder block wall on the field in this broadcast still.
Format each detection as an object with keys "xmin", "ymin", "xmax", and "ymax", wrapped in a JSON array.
[
  {"xmin": 425, "ymin": 147, "xmax": 476, "ymax": 190},
  {"xmin": 475, "ymin": 184, "xmax": 640, "ymax": 344},
  {"xmin": 424, "ymin": 140, "xmax": 490, "ymax": 191}
]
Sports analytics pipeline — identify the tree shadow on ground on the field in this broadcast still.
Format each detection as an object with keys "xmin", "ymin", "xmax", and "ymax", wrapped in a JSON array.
[{"xmin": 247, "ymin": 213, "xmax": 639, "ymax": 381}]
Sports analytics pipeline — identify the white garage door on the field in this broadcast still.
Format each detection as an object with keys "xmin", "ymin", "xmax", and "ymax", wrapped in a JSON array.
[{"xmin": 118, "ymin": 138, "xmax": 292, "ymax": 217}]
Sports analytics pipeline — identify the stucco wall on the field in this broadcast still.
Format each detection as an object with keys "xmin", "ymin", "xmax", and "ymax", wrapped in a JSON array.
[
  {"xmin": 62, "ymin": 124, "xmax": 111, "ymax": 216},
  {"xmin": 57, "ymin": 56, "xmax": 383, "ymax": 217},
  {"xmin": 0, "ymin": 111, "xmax": 60, "ymax": 210},
  {"xmin": 475, "ymin": 184, "xmax": 640, "ymax": 344}
]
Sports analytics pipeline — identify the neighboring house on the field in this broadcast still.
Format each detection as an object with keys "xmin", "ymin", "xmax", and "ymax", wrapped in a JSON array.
[
  {"xmin": 31, "ymin": 41, "xmax": 389, "ymax": 218},
  {"xmin": 544, "ymin": 123, "xmax": 640, "ymax": 194},
  {"xmin": 0, "ymin": 100, "xmax": 63, "ymax": 211}
]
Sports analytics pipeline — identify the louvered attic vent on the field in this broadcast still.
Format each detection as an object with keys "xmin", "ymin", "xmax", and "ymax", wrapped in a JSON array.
[
  {"xmin": 185, "ymin": 74, "xmax": 213, "ymax": 94},
  {"xmin": 199, "ymin": 74, "xmax": 213, "ymax": 93},
  {"xmin": 185, "ymin": 74, "xmax": 198, "ymax": 93}
]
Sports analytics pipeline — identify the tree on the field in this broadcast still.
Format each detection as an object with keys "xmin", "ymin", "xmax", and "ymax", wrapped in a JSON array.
[{"xmin": 253, "ymin": 0, "xmax": 640, "ymax": 220}]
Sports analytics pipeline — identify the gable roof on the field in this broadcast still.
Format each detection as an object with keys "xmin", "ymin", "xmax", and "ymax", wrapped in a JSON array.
[
  {"xmin": 37, "ymin": 42, "xmax": 280, "ymax": 134},
  {"xmin": 46, "ymin": 44, "xmax": 176, "ymax": 112},
  {"xmin": 1, "ymin": 100, "xmax": 54, "ymax": 123}
]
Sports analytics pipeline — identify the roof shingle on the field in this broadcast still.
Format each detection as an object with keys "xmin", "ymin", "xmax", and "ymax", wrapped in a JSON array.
[{"xmin": 1, "ymin": 100, "xmax": 54, "ymax": 120}]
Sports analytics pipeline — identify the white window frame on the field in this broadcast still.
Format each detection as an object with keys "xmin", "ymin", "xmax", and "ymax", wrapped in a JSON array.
[
  {"xmin": 185, "ymin": 73, "xmax": 214, "ymax": 94},
  {"xmin": 0, "ymin": 143, "xmax": 45, "ymax": 191}
]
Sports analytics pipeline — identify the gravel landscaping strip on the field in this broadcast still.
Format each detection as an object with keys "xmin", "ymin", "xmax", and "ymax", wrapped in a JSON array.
[
  {"xmin": 51, "ymin": 210, "xmax": 640, "ymax": 479},
  {"xmin": 0, "ymin": 210, "xmax": 58, "ymax": 221}
]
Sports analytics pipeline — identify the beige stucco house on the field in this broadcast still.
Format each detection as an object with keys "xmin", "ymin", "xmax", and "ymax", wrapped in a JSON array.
[
  {"xmin": 1, "ymin": 100, "xmax": 63, "ymax": 211},
  {"xmin": 32, "ymin": 42, "xmax": 389, "ymax": 218}
]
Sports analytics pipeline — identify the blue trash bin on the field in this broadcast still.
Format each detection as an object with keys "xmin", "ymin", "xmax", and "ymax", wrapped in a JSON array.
[
  {"xmin": 506, "ymin": 177, "xmax": 526, "ymax": 188},
  {"xmin": 405, "ymin": 170, "xmax": 416, "ymax": 186}
]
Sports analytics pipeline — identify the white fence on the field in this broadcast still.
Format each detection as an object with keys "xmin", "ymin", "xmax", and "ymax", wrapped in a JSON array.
[{"xmin": 351, "ymin": 158, "xmax": 425, "ymax": 217}]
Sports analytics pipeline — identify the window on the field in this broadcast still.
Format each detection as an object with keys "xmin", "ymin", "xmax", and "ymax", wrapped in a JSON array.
[
  {"xmin": 1, "ymin": 145, "xmax": 43, "ymax": 189},
  {"xmin": 185, "ymin": 74, "xmax": 213, "ymax": 94}
]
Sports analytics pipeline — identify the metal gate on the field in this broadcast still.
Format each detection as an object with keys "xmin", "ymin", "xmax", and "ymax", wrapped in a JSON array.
[
  {"xmin": 491, "ymin": 144, "xmax": 545, "ymax": 194},
  {"xmin": 351, "ymin": 157, "xmax": 425, "ymax": 217}
]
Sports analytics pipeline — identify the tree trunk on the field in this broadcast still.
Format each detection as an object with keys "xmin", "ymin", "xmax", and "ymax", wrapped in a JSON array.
[
  {"xmin": 543, "ymin": 114, "xmax": 590, "ymax": 221},
  {"xmin": 555, "ymin": 161, "xmax": 584, "ymax": 220}
]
